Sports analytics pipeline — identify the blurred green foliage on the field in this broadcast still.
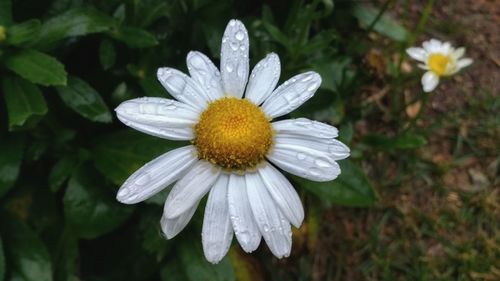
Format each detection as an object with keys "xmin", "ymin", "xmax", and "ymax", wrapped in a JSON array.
[{"xmin": 1, "ymin": 0, "xmax": 485, "ymax": 280}]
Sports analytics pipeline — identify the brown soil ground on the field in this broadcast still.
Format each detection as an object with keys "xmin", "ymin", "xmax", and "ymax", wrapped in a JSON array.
[{"xmin": 306, "ymin": 1, "xmax": 499, "ymax": 280}]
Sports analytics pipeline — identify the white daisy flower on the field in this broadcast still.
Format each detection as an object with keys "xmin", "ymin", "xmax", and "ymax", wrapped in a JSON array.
[
  {"xmin": 406, "ymin": 39, "xmax": 473, "ymax": 92},
  {"xmin": 114, "ymin": 19, "xmax": 350, "ymax": 263}
]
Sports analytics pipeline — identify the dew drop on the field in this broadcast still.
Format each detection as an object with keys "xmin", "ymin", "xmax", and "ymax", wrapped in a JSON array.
[
  {"xmin": 225, "ymin": 63, "xmax": 234, "ymax": 73},
  {"xmin": 296, "ymin": 152, "xmax": 307, "ymax": 160},
  {"xmin": 308, "ymin": 167, "xmax": 322, "ymax": 178},
  {"xmin": 307, "ymin": 82, "xmax": 319, "ymax": 91},
  {"xmin": 235, "ymin": 31, "xmax": 245, "ymax": 41},
  {"xmin": 117, "ymin": 187, "xmax": 130, "ymax": 197},
  {"xmin": 315, "ymin": 158, "xmax": 332, "ymax": 168},
  {"xmin": 230, "ymin": 41, "xmax": 239, "ymax": 51}
]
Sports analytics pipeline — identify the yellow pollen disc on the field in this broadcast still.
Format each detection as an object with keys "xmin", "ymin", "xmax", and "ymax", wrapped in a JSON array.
[
  {"xmin": 194, "ymin": 97, "xmax": 273, "ymax": 171},
  {"xmin": 428, "ymin": 53, "xmax": 450, "ymax": 76}
]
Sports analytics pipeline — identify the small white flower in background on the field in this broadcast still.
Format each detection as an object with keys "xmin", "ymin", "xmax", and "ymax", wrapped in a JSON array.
[
  {"xmin": 114, "ymin": 19, "xmax": 350, "ymax": 263},
  {"xmin": 406, "ymin": 39, "xmax": 473, "ymax": 92}
]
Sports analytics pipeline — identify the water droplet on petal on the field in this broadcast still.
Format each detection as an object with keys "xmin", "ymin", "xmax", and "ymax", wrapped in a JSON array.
[
  {"xmin": 235, "ymin": 31, "xmax": 245, "ymax": 41},
  {"xmin": 230, "ymin": 41, "xmax": 239, "ymax": 51},
  {"xmin": 296, "ymin": 152, "xmax": 307, "ymax": 160}
]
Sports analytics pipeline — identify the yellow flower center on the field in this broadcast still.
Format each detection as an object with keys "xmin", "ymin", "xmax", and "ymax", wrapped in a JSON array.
[
  {"xmin": 194, "ymin": 97, "xmax": 273, "ymax": 171},
  {"xmin": 428, "ymin": 53, "xmax": 450, "ymax": 76}
]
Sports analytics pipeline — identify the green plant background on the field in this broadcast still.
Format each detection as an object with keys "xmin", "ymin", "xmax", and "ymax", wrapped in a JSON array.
[{"xmin": 1, "ymin": 0, "xmax": 498, "ymax": 280}]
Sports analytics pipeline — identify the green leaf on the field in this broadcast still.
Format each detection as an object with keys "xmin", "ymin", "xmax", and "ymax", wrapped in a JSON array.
[
  {"xmin": 92, "ymin": 130, "xmax": 185, "ymax": 185},
  {"xmin": 63, "ymin": 165, "xmax": 134, "ymax": 239},
  {"xmin": 314, "ymin": 57, "xmax": 353, "ymax": 92},
  {"xmin": 352, "ymin": 5, "xmax": 409, "ymax": 42},
  {"xmin": 0, "ymin": 235, "xmax": 5, "ymax": 281},
  {"xmin": 4, "ymin": 49, "xmax": 67, "ymax": 86},
  {"xmin": 99, "ymin": 38, "xmax": 116, "ymax": 70},
  {"xmin": 52, "ymin": 229, "xmax": 79, "ymax": 281},
  {"xmin": 2, "ymin": 76, "xmax": 48, "ymax": 130},
  {"xmin": 362, "ymin": 133, "xmax": 428, "ymax": 150},
  {"xmin": 111, "ymin": 26, "xmax": 158, "ymax": 48},
  {"xmin": 55, "ymin": 76, "xmax": 112, "ymax": 123},
  {"xmin": 0, "ymin": 134, "xmax": 25, "ymax": 198},
  {"xmin": 178, "ymin": 239, "xmax": 235, "ymax": 281},
  {"xmin": 262, "ymin": 21, "xmax": 289, "ymax": 47},
  {"xmin": 0, "ymin": 0, "xmax": 12, "ymax": 26},
  {"xmin": 6, "ymin": 19, "xmax": 41, "ymax": 45},
  {"xmin": 139, "ymin": 77, "xmax": 167, "ymax": 97},
  {"xmin": 299, "ymin": 160, "xmax": 377, "ymax": 207},
  {"xmin": 49, "ymin": 155, "xmax": 81, "ymax": 192},
  {"xmin": 160, "ymin": 259, "xmax": 188, "ymax": 281},
  {"xmin": 0, "ymin": 213, "xmax": 53, "ymax": 281},
  {"xmin": 35, "ymin": 8, "xmax": 115, "ymax": 46}
]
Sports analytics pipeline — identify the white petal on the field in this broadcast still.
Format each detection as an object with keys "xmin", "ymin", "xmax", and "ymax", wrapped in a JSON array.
[
  {"xmin": 417, "ymin": 63, "xmax": 429, "ymax": 70},
  {"xmin": 406, "ymin": 47, "xmax": 427, "ymax": 62},
  {"xmin": 452, "ymin": 47, "xmax": 465, "ymax": 59},
  {"xmin": 157, "ymin": 67, "xmax": 209, "ymax": 111},
  {"xmin": 115, "ymin": 97, "xmax": 198, "ymax": 140},
  {"xmin": 163, "ymin": 161, "xmax": 220, "ymax": 219},
  {"xmin": 246, "ymin": 172, "xmax": 292, "ymax": 258},
  {"xmin": 441, "ymin": 42, "xmax": 452, "ymax": 54},
  {"xmin": 267, "ymin": 135, "xmax": 346, "ymax": 181},
  {"xmin": 161, "ymin": 201, "xmax": 199, "ymax": 239},
  {"xmin": 202, "ymin": 174, "xmax": 233, "ymax": 264},
  {"xmin": 457, "ymin": 58, "xmax": 473, "ymax": 69},
  {"xmin": 245, "ymin": 53, "xmax": 281, "ymax": 105},
  {"xmin": 274, "ymin": 133, "xmax": 350, "ymax": 161},
  {"xmin": 261, "ymin": 72, "xmax": 321, "ymax": 118},
  {"xmin": 423, "ymin": 39, "xmax": 442, "ymax": 53},
  {"xmin": 421, "ymin": 71, "xmax": 440, "ymax": 92},
  {"xmin": 257, "ymin": 162, "xmax": 304, "ymax": 228},
  {"xmin": 220, "ymin": 19, "xmax": 249, "ymax": 98},
  {"xmin": 272, "ymin": 118, "xmax": 338, "ymax": 139},
  {"xmin": 116, "ymin": 145, "xmax": 198, "ymax": 204},
  {"xmin": 227, "ymin": 174, "xmax": 261, "ymax": 252},
  {"xmin": 187, "ymin": 51, "xmax": 224, "ymax": 101}
]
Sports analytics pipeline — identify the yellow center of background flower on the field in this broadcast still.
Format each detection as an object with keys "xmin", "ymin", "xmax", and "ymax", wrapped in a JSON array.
[
  {"xmin": 194, "ymin": 97, "xmax": 273, "ymax": 171},
  {"xmin": 428, "ymin": 53, "xmax": 450, "ymax": 76}
]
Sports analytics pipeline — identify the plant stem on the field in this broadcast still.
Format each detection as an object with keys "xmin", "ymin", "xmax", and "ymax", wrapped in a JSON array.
[{"xmin": 366, "ymin": 0, "xmax": 394, "ymax": 34}]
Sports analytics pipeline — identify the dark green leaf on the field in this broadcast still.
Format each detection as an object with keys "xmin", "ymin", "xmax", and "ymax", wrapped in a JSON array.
[
  {"xmin": 111, "ymin": 26, "xmax": 158, "ymax": 48},
  {"xmin": 63, "ymin": 165, "xmax": 134, "ymax": 239},
  {"xmin": 0, "ymin": 134, "xmax": 25, "ymax": 198},
  {"xmin": 55, "ymin": 76, "xmax": 112, "ymax": 123},
  {"xmin": 4, "ymin": 49, "xmax": 67, "ymax": 86},
  {"xmin": 49, "ymin": 155, "xmax": 81, "ymax": 192},
  {"xmin": 53, "ymin": 229, "xmax": 79, "ymax": 281},
  {"xmin": 179, "ymin": 239, "xmax": 235, "ymax": 281},
  {"xmin": 299, "ymin": 160, "xmax": 377, "ymax": 207},
  {"xmin": 338, "ymin": 122, "xmax": 353, "ymax": 145},
  {"xmin": 314, "ymin": 57, "xmax": 353, "ymax": 92},
  {"xmin": 352, "ymin": 4, "xmax": 409, "ymax": 42},
  {"xmin": 99, "ymin": 38, "xmax": 116, "ymax": 70},
  {"xmin": 0, "ymin": 234, "xmax": 5, "ymax": 281},
  {"xmin": 139, "ymin": 77, "xmax": 167, "ymax": 97},
  {"xmin": 35, "ymin": 8, "xmax": 115, "ymax": 46},
  {"xmin": 92, "ymin": 130, "xmax": 185, "ymax": 185},
  {"xmin": 160, "ymin": 259, "xmax": 188, "ymax": 281},
  {"xmin": 262, "ymin": 22, "xmax": 289, "ymax": 47},
  {"xmin": 2, "ymin": 76, "xmax": 48, "ymax": 130},
  {"xmin": 362, "ymin": 133, "xmax": 428, "ymax": 150},
  {"xmin": 0, "ymin": 213, "xmax": 53, "ymax": 281},
  {"xmin": 0, "ymin": 0, "xmax": 12, "ymax": 26},
  {"xmin": 6, "ymin": 19, "xmax": 41, "ymax": 45},
  {"xmin": 112, "ymin": 4, "xmax": 126, "ymax": 23}
]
